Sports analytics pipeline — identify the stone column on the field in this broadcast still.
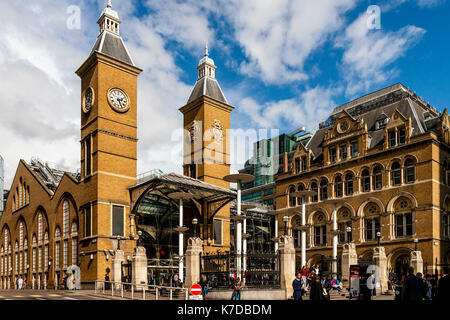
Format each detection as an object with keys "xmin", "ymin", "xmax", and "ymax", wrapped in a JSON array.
[
  {"xmin": 341, "ymin": 243, "xmax": 358, "ymax": 285},
  {"xmin": 373, "ymin": 246, "xmax": 388, "ymax": 294},
  {"xmin": 132, "ymin": 246, "xmax": 148, "ymax": 290},
  {"xmin": 410, "ymin": 251, "xmax": 423, "ymax": 275},
  {"xmin": 184, "ymin": 237, "xmax": 203, "ymax": 289},
  {"xmin": 279, "ymin": 235, "xmax": 296, "ymax": 300},
  {"xmin": 112, "ymin": 250, "xmax": 125, "ymax": 289}
]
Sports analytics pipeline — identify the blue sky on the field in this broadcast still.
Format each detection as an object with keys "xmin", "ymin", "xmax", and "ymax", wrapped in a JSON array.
[{"xmin": 0, "ymin": 0, "xmax": 449, "ymax": 187}]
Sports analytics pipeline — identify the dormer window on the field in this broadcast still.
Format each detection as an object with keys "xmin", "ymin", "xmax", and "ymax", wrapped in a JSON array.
[
  {"xmin": 398, "ymin": 128, "xmax": 406, "ymax": 144},
  {"xmin": 389, "ymin": 131, "xmax": 396, "ymax": 147},
  {"xmin": 388, "ymin": 127, "xmax": 406, "ymax": 148},
  {"xmin": 301, "ymin": 156, "xmax": 307, "ymax": 171},
  {"xmin": 351, "ymin": 141, "xmax": 358, "ymax": 158},
  {"xmin": 376, "ymin": 117, "xmax": 389, "ymax": 130},
  {"xmin": 340, "ymin": 145, "xmax": 348, "ymax": 160},
  {"xmin": 330, "ymin": 148, "xmax": 337, "ymax": 163}
]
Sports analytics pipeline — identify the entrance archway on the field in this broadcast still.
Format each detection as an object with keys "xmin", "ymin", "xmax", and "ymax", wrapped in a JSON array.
[{"xmin": 388, "ymin": 248, "xmax": 412, "ymax": 280}]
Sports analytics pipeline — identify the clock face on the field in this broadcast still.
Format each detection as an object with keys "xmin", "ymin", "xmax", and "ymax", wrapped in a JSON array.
[
  {"xmin": 83, "ymin": 87, "xmax": 94, "ymax": 113},
  {"xmin": 107, "ymin": 88, "xmax": 130, "ymax": 112}
]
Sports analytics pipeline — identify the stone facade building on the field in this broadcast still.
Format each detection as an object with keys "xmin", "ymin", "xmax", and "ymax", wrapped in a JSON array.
[{"xmin": 274, "ymin": 83, "xmax": 450, "ymax": 277}]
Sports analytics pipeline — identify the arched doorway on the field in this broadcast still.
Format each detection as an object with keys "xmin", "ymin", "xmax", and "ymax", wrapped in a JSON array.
[{"xmin": 388, "ymin": 248, "xmax": 412, "ymax": 280}]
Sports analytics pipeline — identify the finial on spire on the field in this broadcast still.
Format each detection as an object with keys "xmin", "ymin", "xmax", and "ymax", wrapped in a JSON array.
[
  {"xmin": 107, "ymin": 0, "xmax": 112, "ymax": 8},
  {"xmin": 205, "ymin": 42, "xmax": 209, "ymax": 57}
]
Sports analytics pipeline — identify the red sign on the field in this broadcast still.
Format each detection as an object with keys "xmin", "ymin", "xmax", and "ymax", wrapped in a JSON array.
[{"xmin": 190, "ymin": 284, "xmax": 202, "ymax": 296}]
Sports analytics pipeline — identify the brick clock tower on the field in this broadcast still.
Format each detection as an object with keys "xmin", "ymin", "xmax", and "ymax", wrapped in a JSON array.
[
  {"xmin": 75, "ymin": 2, "xmax": 142, "ymax": 282},
  {"xmin": 179, "ymin": 46, "xmax": 234, "ymax": 252}
]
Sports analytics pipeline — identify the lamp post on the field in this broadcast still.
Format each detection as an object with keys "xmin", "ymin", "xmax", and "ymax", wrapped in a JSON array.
[
  {"xmin": 323, "ymin": 198, "xmax": 346, "ymax": 280},
  {"xmin": 137, "ymin": 230, "xmax": 142, "ymax": 247},
  {"xmin": 376, "ymin": 231, "xmax": 381, "ymax": 247},
  {"xmin": 283, "ymin": 216, "xmax": 289, "ymax": 235},
  {"xmin": 414, "ymin": 238, "xmax": 418, "ymax": 251},
  {"xmin": 241, "ymin": 204, "xmax": 256, "ymax": 277},
  {"xmin": 116, "ymin": 236, "xmax": 121, "ymax": 251},
  {"xmin": 291, "ymin": 190, "xmax": 317, "ymax": 268},
  {"xmin": 223, "ymin": 173, "xmax": 255, "ymax": 281},
  {"xmin": 192, "ymin": 218, "xmax": 198, "ymax": 238},
  {"xmin": 169, "ymin": 192, "xmax": 194, "ymax": 285},
  {"xmin": 346, "ymin": 226, "xmax": 352, "ymax": 244}
]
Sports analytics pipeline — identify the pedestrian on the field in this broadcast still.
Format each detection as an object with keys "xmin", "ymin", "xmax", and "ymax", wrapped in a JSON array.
[
  {"xmin": 401, "ymin": 267, "xmax": 423, "ymax": 301},
  {"xmin": 105, "ymin": 268, "xmax": 111, "ymax": 290},
  {"xmin": 320, "ymin": 274, "xmax": 331, "ymax": 300},
  {"xmin": 300, "ymin": 265, "xmax": 308, "ymax": 289},
  {"xmin": 367, "ymin": 271, "xmax": 376, "ymax": 296},
  {"xmin": 309, "ymin": 277, "xmax": 324, "ymax": 301},
  {"xmin": 17, "ymin": 276, "xmax": 23, "ymax": 290},
  {"xmin": 423, "ymin": 274, "xmax": 432, "ymax": 301},
  {"xmin": 360, "ymin": 276, "xmax": 372, "ymax": 301},
  {"xmin": 292, "ymin": 272, "xmax": 304, "ymax": 301},
  {"xmin": 436, "ymin": 267, "xmax": 450, "ymax": 301},
  {"xmin": 314, "ymin": 264, "xmax": 320, "ymax": 277},
  {"xmin": 231, "ymin": 277, "xmax": 242, "ymax": 300}
]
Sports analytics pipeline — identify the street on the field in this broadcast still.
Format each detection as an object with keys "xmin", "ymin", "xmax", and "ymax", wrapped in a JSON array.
[{"xmin": 0, "ymin": 290, "xmax": 119, "ymax": 300}]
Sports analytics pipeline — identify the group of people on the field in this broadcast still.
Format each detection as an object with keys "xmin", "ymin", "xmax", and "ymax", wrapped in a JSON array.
[
  {"xmin": 400, "ymin": 266, "xmax": 450, "ymax": 301},
  {"xmin": 15, "ymin": 276, "xmax": 26, "ymax": 290},
  {"xmin": 293, "ymin": 264, "xmax": 343, "ymax": 301}
]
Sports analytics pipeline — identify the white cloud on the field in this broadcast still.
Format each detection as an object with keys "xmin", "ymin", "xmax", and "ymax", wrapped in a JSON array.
[
  {"xmin": 336, "ymin": 12, "xmax": 426, "ymax": 96},
  {"xmin": 217, "ymin": 0, "xmax": 357, "ymax": 84},
  {"xmin": 238, "ymin": 86, "xmax": 341, "ymax": 131}
]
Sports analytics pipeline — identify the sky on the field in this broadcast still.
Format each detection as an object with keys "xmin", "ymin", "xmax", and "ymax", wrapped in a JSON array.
[{"xmin": 0, "ymin": 0, "xmax": 449, "ymax": 189}]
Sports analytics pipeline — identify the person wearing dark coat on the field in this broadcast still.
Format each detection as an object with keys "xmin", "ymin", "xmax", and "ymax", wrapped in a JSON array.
[
  {"xmin": 292, "ymin": 273, "xmax": 304, "ymax": 301},
  {"xmin": 360, "ymin": 277, "xmax": 372, "ymax": 300},
  {"xmin": 320, "ymin": 274, "xmax": 332, "ymax": 300},
  {"xmin": 309, "ymin": 277, "xmax": 324, "ymax": 301},
  {"xmin": 401, "ymin": 267, "xmax": 423, "ymax": 301},
  {"xmin": 437, "ymin": 267, "xmax": 450, "ymax": 301}
]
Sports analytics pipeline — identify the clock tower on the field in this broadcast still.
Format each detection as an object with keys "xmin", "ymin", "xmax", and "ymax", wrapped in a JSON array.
[
  {"xmin": 75, "ymin": 1, "xmax": 142, "ymax": 281},
  {"xmin": 179, "ymin": 46, "xmax": 234, "ymax": 251}
]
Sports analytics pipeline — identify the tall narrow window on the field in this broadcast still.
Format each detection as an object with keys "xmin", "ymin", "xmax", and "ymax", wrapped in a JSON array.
[
  {"xmin": 392, "ymin": 162, "xmax": 401, "ymax": 186},
  {"xmin": 373, "ymin": 166, "xmax": 383, "ymax": 190},
  {"xmin": 335, "ymin": 176, "xmax": 343, "ymax": 198},
  {"xmin": 396, "ymin": 213, "xmax": 413, "ymax": 238},
  {"xmin": 213, "ymin": 219, "xmax": 223, "ymax": 245},
  {"xmin": 345, "ymin": 173, "xmax": 354, "ymax": 196},
  {"xmin": 398, "ymin": 128, "xmax": 406, "ymax": 144},
  {"xmin": 311, "ymin": 182, "xmax": 318, "ymax": 202},
  {"xmin": 365, "ymin": 218, "xmax": 381, "ymax": 241},
  {"xmin": 338, "ymin": 221, "xmax": 352, "ymax": 243},
  {"xmin": 320, "ymin": 179, "xmax": 328, "ymax": 201},
  {"xmin": 330, "ymin": 148, "xmax": 337, "ymax": 163},
  {"xmin": 189, "ymin": 164, "xmax": 196, "ymax": 179},
  {"xmin": 72, "ymin": 238, "xmax": 78, "ymax": 265},
  {"xmin": 340, "ymin": 145, "xmax": 348, "ymax": 160},
  {"xmin": 38, "ymin": 213, "xmax": 43, "ymax": 242},
  {"xmin": 389, "ymin": 131, "xmax": 396, "ymax": 147},
  {"xmin": 85, "ymin": 136, "xmax": 92, "ymax": 177},
  {"xmin": 361, "ymin": 169, "xmax": 371, "ymax": 192},
  {"xmin": 301, "ymin": 156, "xmax": 307, "ymax": 171},
  {"xmin": 351, "ymin": 141, "xmax": 359, "ymax": 158},
  {"xmin": 112, "ymin": 205, "xmax": 124, "ymax": 237},
  {"xmin": 85, "ymin": 205, "xmax": 92, "ymax": 237},
  {"xmin": 63, "ymin": 239, "xmax": 68, "ymax": 268},
  {"xmin": 314, "ymin": 226, "xmax": 327, "ymax": 246},
  {"xmin": 55, "ymin": 242, "xmax": 60, "ymax": 270},
  {"xmin": 295, "ymin": 158, "xmax": 300, "ymax": 174},
  {"xmin": 63, "ymin": 200, "xmax": 70, "ymax": 236},
  {"xmin": 289, "ymin": 186, "xmax": 296, "ymax": 207},
  {"xmin": 404, "ymin": 159, "xmax": 416, "ymax": 183},
  {"xmin": 444, "ymin": 214, "xmax": 450, "ymax": 238}
]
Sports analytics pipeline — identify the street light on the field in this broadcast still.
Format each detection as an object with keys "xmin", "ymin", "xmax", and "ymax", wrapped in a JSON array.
[
  {"xmin": 376, "ymin": 231, "xmax": 381, "ymax": 247},
  {"xmin": 283, "ymin": 216, "xmax": 289, "ymax": 235},
  {"xmin": 116, "ymin": 236, "xmax": 121, "ymax": 250},
  {"xmin": 137, "ymin": 230, "xmax": 142, "ymax": 247},
  {"xmin": 414, "ymin": 238, "xmax": 418, "ymax": 251},
  {"xmin": 346, "ymin": 226, "xmax": 352, "ymax": 244},
  {"xmin": 192, "ymin": 218, "xmax": 198, "ymax": 238}
]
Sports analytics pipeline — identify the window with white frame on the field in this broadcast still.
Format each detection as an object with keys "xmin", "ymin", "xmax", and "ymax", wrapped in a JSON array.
[
  {"xmin": 63, "ymin": 239, "xmax": 68, "ymax": 268},
  {"xmin": 38, "ymin": 213, "xmax": 43, "ymax": 242},
  {"xmin": 394, "ymin": 197, "xmax": 414, "ymax": 238},
  {"xmin": 55, "ymin": 242, "xmax": 60, "ymax": 270},
  {"xmin": 63, "ymin": 200, "xmax": 70, "ymax": 236}
]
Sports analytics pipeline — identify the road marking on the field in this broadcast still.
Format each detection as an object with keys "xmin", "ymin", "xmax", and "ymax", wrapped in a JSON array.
[
  {"xmin": 48, "ymin": 294, "xmax": 60, "ymax": 297},
  {"xmin": 64, "ymin": 297, "xmax": 77, "ymax": 300},
  {"xmin": 14, "ymin": 296, "xmax": 24, "ymax": 298},
  {"xmin": 31, "ymin": 295, "xmax": 42, "ymax": 297}
]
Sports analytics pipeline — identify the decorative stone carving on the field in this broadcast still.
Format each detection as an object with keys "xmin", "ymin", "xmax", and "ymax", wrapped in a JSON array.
[
  {"xmin": 341, "ymin": 243, "xmax": 358, "ymax": 284},
  {"xmin": 278, "ymin": 235, "xmax": 296, "ymax": 299},
  {"xmin": 185, "ymin": 237, "xmax": 203, "ymax": 289},
  {"xmin": 373, "ymin": 246, "xmax": 388, "ymax": 294},
  {"xmin": 410, "ymin": 250, "xmax": 423, "ymax": 275},
  {"xmin": 189, "ymin": 120, "xmax": 202, "ymax": 142},
  {"xmin": 211, "ymin": 120, "xmax": 224, "ymax": 142},
  {"xmin": 132, "ymin": 246, "xmax": 148, "ymax": 290},
  {"xmin": 112, "ymin": 250, "xmax": 125, "ymax": 289}
]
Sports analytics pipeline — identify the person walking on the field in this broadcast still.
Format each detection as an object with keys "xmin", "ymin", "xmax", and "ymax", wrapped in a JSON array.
[
  {"xmin": 292, "ymin": 272, "xmax": 304, "ymax": 301},
  {"xmin": 401, "ymin": 267, "xmax": 423, "ymax": 301},
  {"xmin": 367, "ymin": 271, "xmax": 376, "ymax": 297},
  {"xmin": 17, "ymin": 276, "xmax": 23, "ymax": 290},
  {"xmin": 320, "ymin": 274, "xmax": 331, "ymax": 300},
  {"xmin": 231, "ymin": 277, "xmax": 242, "ymax": 300},
  {"xmin": 437, "ymin": 267, "xmax": 450, "ymax": 301},
  {"xmin": 300, "ymin": 266, "xmax": 308, "ymax": 289},
  {"xmin": 309, "ymin": 277, "xmax": 324, "ymax": 301},
  {"xmin": 423, "ymin": 274, "xmax": 433, "ymax": 301}
]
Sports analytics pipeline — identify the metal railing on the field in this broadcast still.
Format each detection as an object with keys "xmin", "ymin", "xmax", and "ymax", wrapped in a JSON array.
[{"xmin": 94, "ymin": 280, "xmax": 188, "ymax": 300}]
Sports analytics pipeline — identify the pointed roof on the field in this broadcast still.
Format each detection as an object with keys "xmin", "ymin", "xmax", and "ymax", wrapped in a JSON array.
[
  {"xmin": 89, "ymin": 1, "xmax": 135, "ymax": 67},
  {"xmin": 186, "ymin": 46, "xmax": 228, "ymax": 105}
]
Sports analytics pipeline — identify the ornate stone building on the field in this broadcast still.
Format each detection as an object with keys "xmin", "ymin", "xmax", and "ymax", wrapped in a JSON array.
[{"xmin": 274, "ymin": 83, "xmax": 450, "ymax": 277}]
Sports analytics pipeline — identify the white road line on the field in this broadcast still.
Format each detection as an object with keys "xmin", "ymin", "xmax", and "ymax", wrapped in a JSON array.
[{"xmin": 64, "ymin": 296, "xmax": 77, "ymax": 300}]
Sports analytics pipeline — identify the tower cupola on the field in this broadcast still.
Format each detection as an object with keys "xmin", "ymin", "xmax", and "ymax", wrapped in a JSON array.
[{"xmin": 98, "ymin": 0, "xmax": 121, "ymax": 36}]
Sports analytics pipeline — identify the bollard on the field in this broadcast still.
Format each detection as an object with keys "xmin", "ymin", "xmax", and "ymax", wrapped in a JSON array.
[
  {"xmin": 143, "ymin": 287, "xmax": 146, "ymax": 300},
  {"xmin": 131, "ymin": 284, "xmax": 134, "ymax": 300},
  {"xmin": 111, "ymin": 282, "xmax": 114, "ymax": 296},
  {"xmin": 121, "ymin": 284, "xmax": 124, "ymax": 298},
  {"xmin": 156, "ymin": 287, "xmax": 159, "ymax": 300},
  {"xmin": 170, "ymin": 288, "xmax": 173, "ymax": 300}
]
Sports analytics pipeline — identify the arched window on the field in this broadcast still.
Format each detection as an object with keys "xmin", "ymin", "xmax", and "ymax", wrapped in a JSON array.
[
  {"xmin": 444, "ymin": 212, "xmax": 450, "ymax": 238},
  {"xmin": 72, "ymin": 222, "xmax": 78, "ymax": 265},
  {"xmin": 38, "ymin": 213, "xmax": 43, "ymax": 242},
  {"xmin": 14, "ymin": 241, "xmax": 18, "ymax": 275},
  {"xmin": 291, "ymin": 215, "xmax": 302, "ymax": 248},
  {"xmin": 394, "ymin": 197, "xmax": 413, "ymax": 238},
  {"xmin": 391, "ymin": 162, "xmax": 402, "ymax": 186},
  {"xmin": 55, "ymin": 227, "xmax": 61, "ymax": 270},
  {"xmin": 19, "ymin": 222, "xmax": 24, "ymax": 249},
  {"xmin": 404, "ymin": 158, "xmax": 416, "ymax": 183},
  {"xmin": 364, "ymin": 203, "xmax": 381, "ymax": 241},
  {"xmin": 32, "ymin": 235, "xmax": 37, "ymax": 273},
  {"xmin": 373, "ymin": 165, "xmax": 383, "ymax": 190},
  {"xmin": 361, "ymin": 169, "xmax": 370, "ymax": 192},
  {"xmin": 63, "ymin": 200, "xmax": 70, "ymax": 236},
  {"xmin": 320, "ymin": 179, "xmax": 328, "ymax": 201},
  {"xmin": 334, "ymin": 175, "xmax": 343, "ymax": 198},
  {"xmin": 337, "ymin": 207, "xmax": 352, "ymax": 243},
  {"xmin": 311, "ymin": 182, "xmax": 318, "ymax": 202},
  {"xmin": 289, "ymin": 186, "xmax": 296, "ymax": 207}
]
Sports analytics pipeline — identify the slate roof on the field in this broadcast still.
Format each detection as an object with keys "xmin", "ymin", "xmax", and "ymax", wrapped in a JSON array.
[
  {"xmin": 90, "ymin": 31, "xmax": 134, "ymax": 66},
  {"xmin": 307, "ymin": 84, "xmax": 441, "ymax": 160},
  {"xmin": 187, "ymin": 76, "xmax": 228, "ymax": 105}
]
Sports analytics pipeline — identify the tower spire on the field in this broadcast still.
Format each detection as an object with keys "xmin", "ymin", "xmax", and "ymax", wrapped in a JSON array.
[
  {"xmin": 197, "ymin": 44, "xmax": 216, "ymax": 79},
  {"xmin": 98, "ymin": 0, "xmax": 121, "ymax": 35},
  {"xmin": 205, "ymin": 42, "xmax": 209, "ymax": 57},
  {"xmin": 107, "ymin": 0, "xmax": 112, "ymax": 8}
]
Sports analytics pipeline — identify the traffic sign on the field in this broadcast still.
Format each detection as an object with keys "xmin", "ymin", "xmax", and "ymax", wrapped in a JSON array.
[{"xmin": 190, "ymin": 284, "xmax": 202, "ymax": 296}]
